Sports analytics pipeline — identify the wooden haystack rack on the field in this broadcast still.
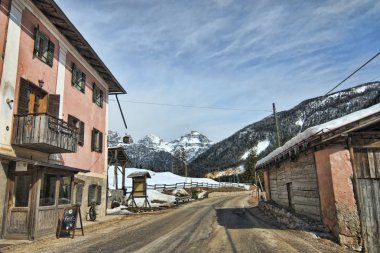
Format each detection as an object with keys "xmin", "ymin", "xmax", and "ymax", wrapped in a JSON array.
[
  {"xmin": 107, "ymin": 146, "xmax": 131, "ymax": 194},
  {"xmin": 126, "ymin": 171, "xmax": 151, "ymax": 208}
]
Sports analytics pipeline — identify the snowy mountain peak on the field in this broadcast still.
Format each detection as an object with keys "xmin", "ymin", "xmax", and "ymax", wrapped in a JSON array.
[
  {"xmin": 108, "ymin": 130, "xmax": 214, "ymax": 173},
  {"xmin": 138, "ymin": 134, "xmax": 165, "ymax": 146},
  {"xmin": 171, "ymin": 131, "xmax": 213, "ymax": 147}
]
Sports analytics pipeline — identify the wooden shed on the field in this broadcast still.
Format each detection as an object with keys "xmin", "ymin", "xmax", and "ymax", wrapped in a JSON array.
[{"xmin": 257, "ymin": 104, "xmax": 380, "ymax": 252}]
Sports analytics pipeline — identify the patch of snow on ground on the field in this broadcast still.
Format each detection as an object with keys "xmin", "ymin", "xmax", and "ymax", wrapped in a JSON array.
[
  {"xmin": 256, "ymin": 140, "xmax": 270, "ymax": 154},
  {"xmin": 108, "ymin": 167, "xmax": 220, "ymax": 190},
  {"xmin": 295, "ymin": 118, "xmax": 304, "ymax": 127},
  {"xmin": 353, "ymin": 86, "xmax": 367, "ymax": 93},
  {"xmin": 107, "ymin": 205, "xmax": 133, "ymax": 215},
  {"xmin": 257, "ymin": 103, "xmax": 380, "ymax": 166},
  {"xmin": 241, "ymin": 140, "xmax": 270, "ymax": 160}
]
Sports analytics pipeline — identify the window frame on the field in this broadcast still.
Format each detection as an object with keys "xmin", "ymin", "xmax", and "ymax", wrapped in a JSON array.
[
  {"xmin": 68, "ymin": 114, "xmax": 85, "ymax": 146},
  {"xmin": 88, "ymin": 184, "xmax": 102, "ymax": 206},
  {"xmin": 71, "ymin": 63, "xmax": 86, "ymax": 93},
  {"xmin": 91, "ymin": 128, "xmax": 103, "ymax": 153},
  {"xmin": 39, "ymin": 174, "xmax": 57, "ymax": 207},
  {"xmin": 58, "ymin": 176, "xmax": 73, "ymax": 205},
  {"xmin": 92, "ymin": 83, "xmax": 103, "ymax": 108},
  {"xmin": 34, "ymin": 25, "xmax": 55, "ymax": 67}
]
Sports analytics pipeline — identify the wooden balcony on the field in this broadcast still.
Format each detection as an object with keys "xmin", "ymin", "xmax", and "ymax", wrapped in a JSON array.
[{"xmin": 13, "ymin": 113, "xmax": 78, "ymax": 154}]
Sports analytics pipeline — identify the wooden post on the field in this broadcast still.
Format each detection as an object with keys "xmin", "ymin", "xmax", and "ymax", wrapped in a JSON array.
[
  {"xmin": 114, "ymin": 150, "xmax": 118, "ymax": 189},
  {"xmin": 122, "ymin": 162, "xmax": 126, "ymax": 193}
]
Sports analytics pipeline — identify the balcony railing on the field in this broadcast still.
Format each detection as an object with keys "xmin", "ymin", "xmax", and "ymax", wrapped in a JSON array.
[{"xmin": 13, "ymin": 113, "xmax": 78, "ymax": 154}]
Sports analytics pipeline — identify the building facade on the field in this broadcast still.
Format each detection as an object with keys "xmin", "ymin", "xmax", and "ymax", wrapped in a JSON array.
[
  {"xmin": 0, "ymin": 0, "xmax": 125, "ymax": 240},
  {"xmin": 257, "ymin": 105, "xmax": 380, "ymax": 252}
]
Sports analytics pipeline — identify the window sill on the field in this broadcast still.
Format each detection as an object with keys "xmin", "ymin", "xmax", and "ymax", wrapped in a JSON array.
[{"xmin": 34, "ymin": 54, "xmax": 53, "ymax": 67}]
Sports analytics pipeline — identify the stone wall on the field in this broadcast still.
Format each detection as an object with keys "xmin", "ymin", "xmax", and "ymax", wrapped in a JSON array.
[
  {"xmin": 75, "ymin": 172, "xmax": 107, "ymax": 221},
  {"xmin": 268, "ymin": 152, "xmax": 321, "ymax": 221}
]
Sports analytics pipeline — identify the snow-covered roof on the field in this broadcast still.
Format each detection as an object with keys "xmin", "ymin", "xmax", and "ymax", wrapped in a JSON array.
[
  {"xmin": 127, "ymin": 171, "xmax": 151, "ymax": 178},
  {"xmin": 257, "ymin": 103, "xmax": 380, "ymax": 168}
]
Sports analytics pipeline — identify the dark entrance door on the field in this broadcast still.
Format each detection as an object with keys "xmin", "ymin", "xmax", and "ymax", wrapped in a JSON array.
[{"xmin": 4, "ymin": 171, "xmax": 34, "ymax": 239}]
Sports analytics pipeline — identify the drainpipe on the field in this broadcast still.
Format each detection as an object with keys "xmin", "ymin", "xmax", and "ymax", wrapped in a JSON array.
[{"xmin": 0, "ymin": 0, "xmax": 12, "ymax": 81}]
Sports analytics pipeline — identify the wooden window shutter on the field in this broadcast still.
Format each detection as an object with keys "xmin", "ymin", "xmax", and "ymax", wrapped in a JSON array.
[
  {"xmin": 81, "ymin": 72, "xmax": 86, "ymax": 92},
  {"xmin": 33, "ymin": 25, "xmax": 40, "ymax": 57},
  {"xmin": 46, "ymin": 41, "xmax": 55, "ymax": 66},
  {"xmin": 47, "ymin": 94, "xmax": 60, "ymax": 118},
  {"xmin": 99, "ymin": 90, "xmax": 103, "ymax": 108},
  {"xmin": 92, "ymin": 83, "xmax": 96, "ymax": 103},
  {"xmin": 71, "ymin": 63, "xmax": 77, "ymax": 86},
  {"xmin": 99, "ymin": 131, "xmax": 103, "ymax": 153},
  {"xmin": 91, "ymin": 129, "xmax": 95, "ymax": 151},
  {"xmin": 96, "ymin": 185, "xmax": 102, "ymax": 205},
  {"xmin": 17, "ymin": 79, "xmax": 30, "ymax": 115},
  {"xmin": 79, "ymin": 121, "xmax": 85, "ymax": 146}
]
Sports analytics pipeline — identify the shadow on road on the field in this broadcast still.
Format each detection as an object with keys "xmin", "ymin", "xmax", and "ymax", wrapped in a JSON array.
[{"xmin": 216, "ymin": 207, "xmax": 274, "ymax": 229}]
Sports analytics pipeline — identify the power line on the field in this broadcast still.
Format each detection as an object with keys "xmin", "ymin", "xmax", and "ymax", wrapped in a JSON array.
[
  {"xmin": 108, "ymin": 99, "xmax": 272, "ymax": 112},
  {"xmin": 325, "ymin": 51, "xmax": 380, "ymax": 95}
]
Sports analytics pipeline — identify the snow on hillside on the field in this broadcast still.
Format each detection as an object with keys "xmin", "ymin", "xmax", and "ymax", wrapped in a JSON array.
[
  {"xmin": 108, "ymin": 167, "xmax": 220, "ymax": 189},
  {"xmin": 241, "ymin": 139, "xmax": 270, "ymax": 160},
  {"xmin": 257, "ymin": 103, "xmax": 380, "ymax": 166}
]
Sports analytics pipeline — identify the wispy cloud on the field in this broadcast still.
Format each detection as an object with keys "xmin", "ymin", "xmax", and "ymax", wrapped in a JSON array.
[{"xmin": 56, "ymin": 0, "xmax": 380, "ymax": 142}]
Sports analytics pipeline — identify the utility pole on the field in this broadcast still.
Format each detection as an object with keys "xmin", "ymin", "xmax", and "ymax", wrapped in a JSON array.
[{"xmin": 272, "ymin": 102, "xmax": 281, "ymax": 148}]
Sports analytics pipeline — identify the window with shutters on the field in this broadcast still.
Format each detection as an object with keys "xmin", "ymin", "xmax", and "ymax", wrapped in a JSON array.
[
  {"xmin": 71, "ymin": 63, "xmax": 86, "ymax": 93},
  {"xmin": 18, "ymin": 78, "xmax": 48, "ymax": 115},
  {"xmin": 68, "ymin": 115, "xmax": 85, "ymax": 146},
  {"xmin": 34, "ymin": 25, "xmax": 55, "ymax": 67},
  {"xmin": 92, "ymin": 83, "xmax": 103, "ymax": 108},
  {"xmin": 91, "ymin": 128, "xmax": 103, "ymax": 153}
]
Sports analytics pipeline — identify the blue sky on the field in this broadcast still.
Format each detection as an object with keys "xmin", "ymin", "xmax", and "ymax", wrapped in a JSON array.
[{"xmin": 56, "ymin": 0, "xmax": 380, "ymax": 143}]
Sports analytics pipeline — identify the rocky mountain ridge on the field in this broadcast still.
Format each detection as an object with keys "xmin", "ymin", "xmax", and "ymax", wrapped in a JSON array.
[
  {"xmin": 108, "ymin": 130, "xmax": 213, "ymax": 173},
  {"xmin": 189, "ymin": 82, "xmax": 380, "ymax": 176}
]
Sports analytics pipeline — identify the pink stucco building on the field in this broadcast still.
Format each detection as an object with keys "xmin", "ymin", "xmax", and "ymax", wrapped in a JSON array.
[{"xmin": 0, "ymin": 0, "xmax": 125, "ymax": 240}]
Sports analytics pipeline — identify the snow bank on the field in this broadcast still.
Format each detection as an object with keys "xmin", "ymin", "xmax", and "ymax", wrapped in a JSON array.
[
  {"xmin": 107, "ymin": 205, "xmax": 133, "ymax": 215},
  {"xmin": 257, "ymin": 103, "xmax": 380, "ymax": 166},
  {"xmin": 108, "ymin": 167, "xmax": 220, "ymax": 189}
]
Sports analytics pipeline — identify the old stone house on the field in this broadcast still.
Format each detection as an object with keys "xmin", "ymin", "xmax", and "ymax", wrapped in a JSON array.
[{"xmin": 257, "ymin": 104, "xmax": 380, "ymax": 252}]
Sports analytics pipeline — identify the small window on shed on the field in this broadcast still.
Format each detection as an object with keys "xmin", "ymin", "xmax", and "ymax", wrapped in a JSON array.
[
  {"xmin": 34, "ymin": 25, "xmax": 55, "ymax": 66},
  {"xmin": 72, "ymin": 63, "xmax": 86, "ymax": 93},
  {"xmin": 92, "ymin": 83, "xmax": 103, "ymax": 108},
  {"xmin": 88, "ymin": 184, "xmax": 102, "ymax": 206}
]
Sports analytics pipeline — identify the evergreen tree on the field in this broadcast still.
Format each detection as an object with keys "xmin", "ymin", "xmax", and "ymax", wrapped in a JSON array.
[
  {"xmin": 173, "ymin": 146, "xmax": 186, "ymax": 175},
  {"xmin": 241, "ymin": 149, "xmax": 258, "ymax": 184}
]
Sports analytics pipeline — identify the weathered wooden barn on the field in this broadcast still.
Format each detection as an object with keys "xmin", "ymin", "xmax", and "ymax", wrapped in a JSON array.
[{"xmin": 257, "ymin": 104, "xmax": 380, "ymax": 252}]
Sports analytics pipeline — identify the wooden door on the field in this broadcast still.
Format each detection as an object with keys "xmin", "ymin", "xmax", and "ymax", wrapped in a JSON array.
[
  {"xmin": 353, "ymin": 147, "xmax": 380, "ymax": 253},
  {"xmin": 4, "ymin": 172, "xmax": 33, "ymax": 239}
]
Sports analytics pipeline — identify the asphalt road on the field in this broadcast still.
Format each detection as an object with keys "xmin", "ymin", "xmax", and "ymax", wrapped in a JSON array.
[{"xmin": 7, "ymin": 193, "xmax": 351, "ymax": 253}]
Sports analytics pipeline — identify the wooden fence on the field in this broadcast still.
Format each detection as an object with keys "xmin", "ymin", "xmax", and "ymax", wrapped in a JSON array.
[{"xmin": 147, "ymin": 182, "xmax": 248, "ymax": 191}]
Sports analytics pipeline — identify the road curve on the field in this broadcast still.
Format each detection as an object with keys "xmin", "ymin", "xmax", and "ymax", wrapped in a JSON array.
[{"xmin": 7, "ymin": 194, "xmax": 351, "ymax": 253}]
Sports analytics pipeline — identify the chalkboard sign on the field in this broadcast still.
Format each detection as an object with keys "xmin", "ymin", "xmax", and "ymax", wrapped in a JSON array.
[{"xmin": 57, "ymin": 206, "xmax": 84, "ymax": 239}]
